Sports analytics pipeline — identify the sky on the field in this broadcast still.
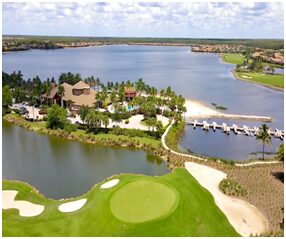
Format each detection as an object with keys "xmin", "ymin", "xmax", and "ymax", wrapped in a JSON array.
[{"xmin": 2, "ymin": 2, "xmax": 284, "ymax": 39}]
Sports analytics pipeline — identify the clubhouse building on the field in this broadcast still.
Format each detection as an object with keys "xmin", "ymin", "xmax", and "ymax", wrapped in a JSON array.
[{"xmin": 42, "ymin": 81, "xmax": 96, "ymax": 114}]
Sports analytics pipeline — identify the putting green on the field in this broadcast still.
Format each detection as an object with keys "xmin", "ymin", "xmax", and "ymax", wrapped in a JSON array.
[{"xmin": 110, "ymin": 180, "xmax": 178, "ymax": 223}]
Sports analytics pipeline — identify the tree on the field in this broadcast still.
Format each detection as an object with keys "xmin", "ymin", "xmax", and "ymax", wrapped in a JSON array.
[
  {"xmin": 102, "ymin": 114, "xmax": 109, "ymax": 128},
  {"xmin": 58, "ymin": 85, "xmax": 65, "ymax": 107},
  {"xmin": 13, "ymin": 87, "xmax": 26, "ymax": 103},
  {"xmin": 95, "ymin": 78, "xmax": 101, "ymax": 91},
  {"xmin": 141, "ymin": 101, "xmax": 157, "ymax": 119},
  {"xmin": 86, "ymin": 110, "xmax": 102, "ymax": 132},
  {"xmin": 256, "ymin": 124, "xmax": 272, "ymax": 160},
  {"xmin": 135, "ymin": 78, "xmax": 145, "ymax": 95},
  {"xmin": 2, "ymin": 86, "xmax": 13, "ymax": 114},
  {"xmin": 79, "ymin": 105, "xmax": 89, "ymax": 124},
  {"xmin": 276, "ymin": 144, "xmax": 284, "ymax": 162},
  {"xmin": 110, "ymin": 90, "xmax": 117, "ymax": 104},
  {"xmin": 111, "ymin": 111, "xmax": 121, "ymax": 126},
  {"xmin": 46, "ymin": 104, "xmax": 68, "ymax": 129},
  {"xmin": 270, "ymin": 66, "xmax": 275, "ymax": 75}
]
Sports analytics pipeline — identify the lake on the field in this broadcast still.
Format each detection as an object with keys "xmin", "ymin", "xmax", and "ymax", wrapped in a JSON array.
[
  {"xmin": 2, "ymin": 120, "xmax": 169, "ymax": 199},
  {"xmin": 3, "ymin": 45, "xmax": 284, "ymax": 160}
]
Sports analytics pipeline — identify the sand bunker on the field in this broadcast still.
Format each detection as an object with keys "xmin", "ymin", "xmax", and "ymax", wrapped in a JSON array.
[
  {"xmin": 242, "ymin": 75, "xmax": 253, "ymax": 79},
  {"xmin": 58, "ymin": 198, "xmax": 87, "ymax": 213},
  {"xmin": 2, "ymin": 190, "xmax": 44, "ymax": 217},
  {"xmin": 101, "ymin": 179, "xmax": 120, "ymax": 189},
  {"xmin": 184, "ymin": 162, "xmax": 268, "ymax": 236}
]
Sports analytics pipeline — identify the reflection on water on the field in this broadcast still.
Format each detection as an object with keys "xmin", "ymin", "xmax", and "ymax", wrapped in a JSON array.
[{"xmin": 2, "ymin": 120, "xmax": 169, "ymax": 199}]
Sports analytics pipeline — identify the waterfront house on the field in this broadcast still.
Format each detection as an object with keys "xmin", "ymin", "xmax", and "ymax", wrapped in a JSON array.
[
  {"xmin": 42, "ymin": 81, "xmax": 96, "ymax": 114},
  {"xmin": 124, "ymin": 87, "xmax": 137, "ymax": 101}
]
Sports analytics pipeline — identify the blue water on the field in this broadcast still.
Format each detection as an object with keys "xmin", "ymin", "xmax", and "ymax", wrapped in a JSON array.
[{"xmin": 3, "ymin": 45, "xmax": 284, "ymax": 160}]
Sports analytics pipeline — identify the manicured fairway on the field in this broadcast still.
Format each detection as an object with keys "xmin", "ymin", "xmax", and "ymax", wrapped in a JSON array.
[
  {"xmin": 110, "ymin": 180, "xmax": 178, "ymax": 223},
  {"xmin": 3, "ymin": 169, "xmax": 239, "ymax": 237},
  {"xmin": 236, "ymin": 71, "xmax": 284, "ymax": 89},
  {"xmin": 221, "ymin": 53, "xmax": 245, "ymax": 65}
]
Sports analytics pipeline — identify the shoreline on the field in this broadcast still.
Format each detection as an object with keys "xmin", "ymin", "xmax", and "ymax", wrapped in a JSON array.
[
  {"xmin": 218, "ymin": 54, "xmax": 284, "ymax": 92},
  {"xmin": 3, "ymin": 114, "xmax": 167, "ymax": 161},
  {"xmin": 184, "ymin": 99, "xmax": 273, "ymax": 122},
  {"xmin": 2, "ymin": 42, "xmax": 191, "ymax": 53},
  {"xmin": 231, "ymin": 70, "xmax": 284, "ymax": 92}
]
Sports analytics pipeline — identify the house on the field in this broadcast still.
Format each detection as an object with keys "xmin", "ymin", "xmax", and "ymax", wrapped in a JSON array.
[
  {"xmin": 124, "ymin": 87, "xmax": 137, "ymax": 101},
  {"xmin": 42, "ymin": 81, "xmax": 96, "ymax": 114}
]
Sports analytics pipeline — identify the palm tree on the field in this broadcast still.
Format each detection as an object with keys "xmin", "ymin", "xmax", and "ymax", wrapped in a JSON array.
[
  {"xmin": 101, "ymin": 114, "xmax": 109, "ymax": 128},
  {"xmin": 79, "ymin": 105, "xmax": 89, "ymax": 124},
  {"xmin": 96, "ymin": 78, "xmax": 101, "ymax": 91},
  {"xmin": 256, "ymin": 124, "xmax": 272, "ymax": 160},
  {"xmin": 276, "ymin": 143, "xmax": 284, "ymax": 162},
  {"xmin": 58, "ymin": 85, "xmax": 65, "ymax": 107},
  {"xmin": 110, "ymin": 90, "xmax": 117, "ymax": 104}
]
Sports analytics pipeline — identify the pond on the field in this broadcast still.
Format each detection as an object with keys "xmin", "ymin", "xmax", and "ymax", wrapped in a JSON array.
[{"xmin": 2, "ymin": 120, "xmax": 169, "ymax": 199}]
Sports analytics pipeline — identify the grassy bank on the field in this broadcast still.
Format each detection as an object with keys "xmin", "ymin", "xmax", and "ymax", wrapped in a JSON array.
[
  {"xmin": 3, "ymin": 113, "xmax": 164, "ymax": 155},
  {"xmin": 235, "ymin": 71, "xmax": 284, "ymax": 90},
  {"xmin": 221, "ymin": 53, "xmax": 245, "ymax": 65},
  {"xmin": 164, "ymin": 121, "xmax": 185, "ymax": 152},
  {"xmin": 3, "ymin": 168, "xmax": 239, "ymax": 236}
]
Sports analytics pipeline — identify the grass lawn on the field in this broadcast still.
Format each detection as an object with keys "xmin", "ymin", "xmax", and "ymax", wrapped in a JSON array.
[
  {"xmin": 221, "ymin": 53, "xmax": 245, "ymax": 65},
  {"xmin": 3, "ymin": 168, "xmax": 239, "ymax": 237},
  {"xmin": 236, "ymin": 71, "xmax": 284, "ymax": 89}
]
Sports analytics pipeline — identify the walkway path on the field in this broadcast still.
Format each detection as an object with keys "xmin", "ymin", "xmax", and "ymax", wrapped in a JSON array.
[{"xmin": 161, "ymin": 120, "xmax": 281, "ymax": 167}]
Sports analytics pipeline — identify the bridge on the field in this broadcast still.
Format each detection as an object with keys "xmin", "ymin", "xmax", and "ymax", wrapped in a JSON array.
[{"xmin": 184, "ymin": 119, "xmax": 284, "ymax": 140}]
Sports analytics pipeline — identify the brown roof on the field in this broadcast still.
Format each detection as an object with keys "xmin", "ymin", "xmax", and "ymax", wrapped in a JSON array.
[
  {"xmin": 61, "ymin": 82, "xmax": 96, "ymax": 107},
  {"xmin": 73, "ymin": 81, "xmax": 90, "ymax": 89},
  {"xmin": 43, "ymin": 81, "xmax": 96, "ymax": 107},
  {"xmin": 42, "ymin": 86, "xmax": 58, "ymax": 99}
]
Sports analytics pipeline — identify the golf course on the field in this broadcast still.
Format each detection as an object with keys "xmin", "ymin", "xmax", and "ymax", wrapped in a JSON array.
[{"xmin": 3, "ymin": 168, "xmax": 239, "ymax": 237}]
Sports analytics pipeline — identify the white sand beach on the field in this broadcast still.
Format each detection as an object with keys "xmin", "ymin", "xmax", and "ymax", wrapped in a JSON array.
[
  {"xmin": 184, "ymin": 100, "xmax": 219, "ymax": 118},
  {"xmin": 58, "ymin": 198, "xmax": 87, "ymax": 213},
  {"xmin": 2, "ymin": 190, "xmax": 45, "ymax": 217},
  {"xmin": 184, "ymin": 162, "xmax": 268, "ymax": 236}
]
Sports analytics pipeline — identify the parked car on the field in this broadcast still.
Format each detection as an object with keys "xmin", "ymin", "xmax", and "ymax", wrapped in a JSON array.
[{"xmin": 19, "ymin": 106, "xmax": 28, "ymax": 115}]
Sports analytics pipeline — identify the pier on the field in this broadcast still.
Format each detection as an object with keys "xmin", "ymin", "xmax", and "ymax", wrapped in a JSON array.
[{"xmin": 185, "ymin": 119, "xmax": 284, "ymax": 140}]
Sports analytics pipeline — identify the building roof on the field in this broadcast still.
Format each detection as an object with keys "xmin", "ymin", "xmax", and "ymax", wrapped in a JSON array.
[
  {"xmin": 73, "ymin": 81, "xmax": 90, "ymax": 89},
  {"xmin": 42, "ymin": 86, "xmax": 58, "ymax": 99},
  {"xmin": 61, "ymin": 82, "xmax": 96, "ymax": 107},
  {"xmin": 43, "ymin": 81, "xmax": 96, "ymax": 107},
  {"xmin": 124, "ymin": 86, "xmax": 136, "ymax": 93}
]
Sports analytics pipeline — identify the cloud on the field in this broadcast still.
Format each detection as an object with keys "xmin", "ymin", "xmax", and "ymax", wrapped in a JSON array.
[{"xmin": 2, "ymin": 2, "xmax": 284, "ymax": 38}]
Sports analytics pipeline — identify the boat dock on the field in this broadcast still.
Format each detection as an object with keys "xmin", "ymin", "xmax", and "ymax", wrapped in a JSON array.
[{"xmin": 185, "ymin": 120, "xmax": 284, "ymax": 140}]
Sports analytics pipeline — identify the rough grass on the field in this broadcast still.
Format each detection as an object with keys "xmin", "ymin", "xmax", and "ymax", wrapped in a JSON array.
[
  {"xmin": 166, "ymin": 153, "xmax": 284, "ymax": 236},
  {"xmin": 221, "ymin": 53, "xmax": 245, "ymax": 65},
  {"xmin": 2, "ymin": 169, "xmax": 239, "ymax": 237},
  {"xmin": 235, "ymin": 71, "xmax": 284, "ymax": 89},
  {"xmin": 222, "ymin": 164, "xmax": 284, "ymax": 235}
]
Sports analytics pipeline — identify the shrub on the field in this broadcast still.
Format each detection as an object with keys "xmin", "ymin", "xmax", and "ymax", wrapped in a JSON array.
[
  {"xmin": 219, "ymin": 178, "xmax": 247, "ymax": 197},
  {"xmin": 125, "ymin": 119, "xmax": 129, "ymax": 124},
  {"xmin": 46, "ymin": 104, "xmax": 68, "ymax": 130},
  {"xmin": 64, "ymin": 123, "xmax": 77, "ymax": 134}
]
